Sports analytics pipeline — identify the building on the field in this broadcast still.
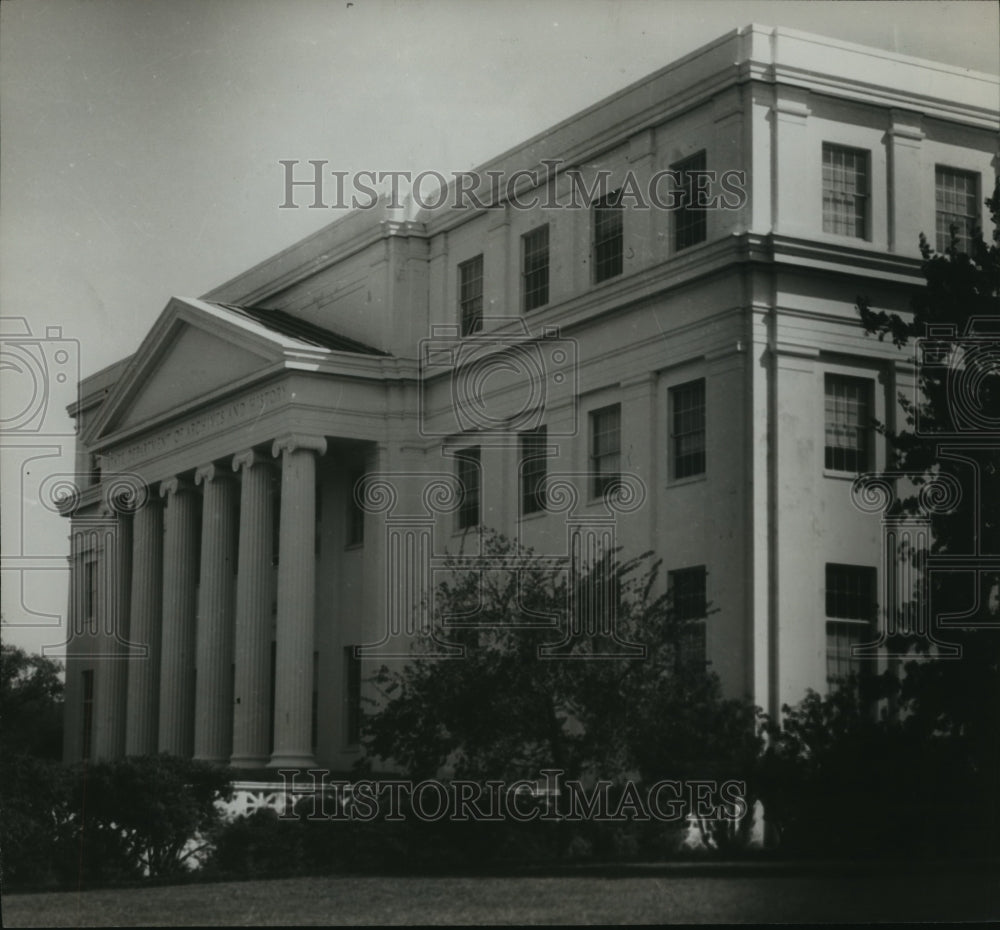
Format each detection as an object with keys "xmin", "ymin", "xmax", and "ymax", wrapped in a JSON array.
[{"xmin": 61, "ymin": 25, "xmax": 999, "ymax": 772}]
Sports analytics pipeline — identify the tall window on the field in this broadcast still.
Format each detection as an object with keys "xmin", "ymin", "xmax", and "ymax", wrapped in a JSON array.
[
  {"xmin": 670, "ymin": 378, "xmax": 706, "ymax": 479},
  {"xmin": 825, "ymin": 374, "xmax": 872, "ymax": 473},
  {"xmin": 672, "ymin": 151, "xmax": 707, "ymax": 251},
  {"xmin": 825, "ymin": 564, "xmax": 877, "ymax": 684},
  {"xmin": 459, "ymin": 254, "xmax": 484, "ymax": 336},
  {"xmin": 347, "ymin": 471, "xmax": 365, "ymax": 546},
  {"xmin": 935, "ymin": 166, "xmax": 979, "ymax": 254},
  {"xmin": 520, "ymin": 426, "xmax": 548, "ymax": 515},
  {"xmin": 456, "ymin": 447, "xmax": 481, "ymax": 530},
  {"xmin": 593, "ymin": 189, "xmax": 624, "ymax": 282},
  {"xmin": 81, "ymin": 670, "xmax": 95, "ymax": 760},
  {"xmin": 590, "ymin": 404, "xmax": 621, "ymax": 499},
  {"xmin": 669, "ymin": 566, "xmax": 707, "ymax": 668},
  {"xmin": 522, "ymin": 225, "xmax": 549, "ymax": 311},
  {"xmin": 822, "ymin": 143, "xmax": 869, "ymax": 238},
  {"xmin": 345, "ymin": 646, "xmax": 362, "ymax": 746}
]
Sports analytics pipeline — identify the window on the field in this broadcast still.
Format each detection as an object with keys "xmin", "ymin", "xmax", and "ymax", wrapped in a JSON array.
[
  {"xmin": 81, "ymin": 670, "xmax": 94, "ymax": 760},
  {"xmin": 672, "ymin": 151, "xmax": 707, "ymax": 250},
  {"xmin": 520, "ymin": 426, "xmax": 548, "ymax": 515},
  {"xmin": 345, "ymin": 646, "xmax": 362, "ymax": 746},
  {"xmin": 456, "ymin": 447, "xmax": 481, "ymax": 529},
  {"xmin": 825, "ymin": 374, "xmax": 873, "ymax": 473},
  {"xmin": 593, "ymin": 189, "xmax": 623, "ymax": 282},
  {"xmin": 347, "ymin": 471, "xmax": 365, "ymax": 546},
  {"xmin": 522, "ymin": 225, "xmax": 549, "ymax": 311},
  {"xmin": 459, "ymin": 254, "xmax": 484, "ymax": 336},
  {"xmin": 669, "ymin": 566, "xmax": 707, "ymax": 668},
  {"xmin": 822, "ymin": 144, "xmax": 869, "ymax": 238},
  {"xmin": 825, "ymin": 564, "xmax": 877, "ymax": 684},
  {"xmin": 589, "ymin": 404, "xmax": 621, "ymax": 499},
  {"xmin": 935, "ymin": 166, "xmax": 979, "ymax": 254},
  {"xmin": 670, "ymin": 379, "xmax": 706, "ymax": 479}
]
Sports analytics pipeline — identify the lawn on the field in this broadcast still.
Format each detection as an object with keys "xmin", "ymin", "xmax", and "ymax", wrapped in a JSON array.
[{"xmin": 3, "ymin": 869, "xmax": 997, "ymax": 926}]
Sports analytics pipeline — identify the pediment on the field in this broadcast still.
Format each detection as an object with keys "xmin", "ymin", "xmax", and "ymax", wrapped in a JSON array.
[
  {"xmin": 117, "ymin": 324, "xmax": 270, "ymax": 430},
  {"xmin": 89, "ymin": 297, "xmax": 288, "ymax": 443}
]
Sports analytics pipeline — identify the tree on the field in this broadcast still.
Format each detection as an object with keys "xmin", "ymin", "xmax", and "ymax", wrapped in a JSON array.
[
  {"xmin": 360, "ymin": 531, "xmax": 760, "ymax": 862},
  {"xmin": 758, "ymin": 180, "xmax": 1000, "ymax": 857},
  {"xmin": 1, "ymin": 642, "xmax": 64, "ymax": 759}
]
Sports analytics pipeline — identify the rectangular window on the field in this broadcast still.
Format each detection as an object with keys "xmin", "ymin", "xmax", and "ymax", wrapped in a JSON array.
[
  {"xmin": 347, "ymin": 471, "xmax": 365, "ymax": 546},
  {"xmin": 669, "ymin": 566, "xmax": 707, "ymax": 668},
  {"xmin": 520, "ymin": 426, "xmax": 548, "ymax": 515},
  {"xmin": 522, "ymin": 225, "xmax": 549, "ymax": 312},
  {"xmin": 935, "ymin": 166, "xmax": 979, "ymax": 254},
  {"xmin": 825, "ymin": 374, "xmax": 873, "ymax": 473},
  {"xmin": 593, "ymin": 189, "xmax": 623, "ymax": 282},
  {"xmin": 673, "ymin": 151, "xmax": 707, "ymax": 251},
  {"xmin": 459, "ymin": 254, "xmax": 484, "ymax": 336},
  {"xmin": 825, "ymin": 564, "xmax": 877, "ymax": 683},
  {"xmin": 81, "ymin": 670, "xmax": 94, "ymax": 760},
  {"xmin": 671, "ymin": 379, "xmax": 706, "ymax": 479},
  {"xmin": 345, "ymin": 646, "xmax": 362, "ymax": 746},
  {"xmin": 456, "ymin": 447, "xmax": 481, "ymax": 530},
  {"xmin": 590, "ymin": 404, "xmax": 621, "ymax": 499},
  {"xmin": 822, "ymin": 143, "xmax": 869, "ymax": 238}
]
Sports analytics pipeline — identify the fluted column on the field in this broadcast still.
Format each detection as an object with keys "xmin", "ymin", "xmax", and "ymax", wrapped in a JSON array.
[
  {"xmin": 158, "ymin": 477, "xmax": 199, "ymax": 756},
  {"xmin": 93, "ymin": 508, "xmax": 132, "ymax": 760},
  {"xmin": 125, "ymin": 495, "xmax": 164, "ymax": 755},
  {"xmin": 231, "ymin": 450, "xmax": 275, "ymax": 768},
  {"xmin": 193, "ymin": 463, "xmax": 239, "ymax": 763},
  {"xmin": 269, "ymin": 434, "xmax": 326, "ymax": 769}
]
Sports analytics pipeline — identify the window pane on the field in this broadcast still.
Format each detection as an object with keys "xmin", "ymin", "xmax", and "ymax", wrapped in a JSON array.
[
  {"xmin": 935, "ymin": 166, "xmax": 978, "ymax": 253},
  {"xmin": 522, "ymin": 226, "xmax": 549, "ymax": 311},
  {"xmin": 520, "ymin": 426, "xmax": 547, "ymax": 515},
  {"xmin": 669, "ymin": 566, "xmax": 707, "ymax": 670},
  {"xmin": 825, "ymin": 374, "xmax": 872, "ymax": 473},
  {"xmin": 671, "ymin": 378, "xmax": 706, "ymax": 478},
  {"xmin": 822, "ymin": 144, "xmax": 868, "ymax": 238},
  {"xmin": 825, "ymin": 563, "xmax": 877, "ymax": 684},
  {"xmin": 459, "ymin": 254, "xmax": 484, "ymax": 336},
  {"xmin": 673, "ymin": 151, "xmax": 707, "ymax": 251},
  {"xmin": 593, "ymin": 189, "xmax": 623, "ymax": 282},
  {"xmin": 590, "ymin": 405, "xmax": 621, "ymax": 498},
  {"xmin": 456, "ymin": 447, "xmax": 481, "ymax": 529}
]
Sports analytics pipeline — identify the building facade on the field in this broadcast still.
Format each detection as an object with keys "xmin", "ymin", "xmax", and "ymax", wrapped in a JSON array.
[{"xmin": 61, "ymin": 25, "xmax": 999, "ymax": 771}]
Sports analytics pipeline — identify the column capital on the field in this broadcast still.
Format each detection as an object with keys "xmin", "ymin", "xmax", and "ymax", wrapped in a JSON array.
[
  {"xmin": 194, "ymin": 462, "xmax": 235, "ymax": 486},
  {"xmin": 232, "ymin": 449, "xmax": 273, "ymax": 473},
  {"xmin": 272, "ymin": 434, "xmax": 327, "ymax": 459},
  {"xmin": 160, "ymin": 476, "xmax": 195, "ymax": 499}
]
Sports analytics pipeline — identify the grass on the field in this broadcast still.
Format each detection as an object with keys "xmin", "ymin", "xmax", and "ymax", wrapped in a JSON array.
[{"xmin": 3, "ymin": 869, "xmax": 998, "ymax": 926}]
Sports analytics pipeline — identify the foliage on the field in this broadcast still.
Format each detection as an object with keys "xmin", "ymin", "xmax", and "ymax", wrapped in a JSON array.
[
  {"xmin": 70, "ymin": 753, "xmax": 234, "ymax": 883},
  {"xmin": 758, "ymin": 177, "xmax": 1000, "ymax": 858},
  {"xmin": 209, "ymin": 808, "xmax": 306, "ymax": 878},
  {"xmin": 363, "ymin": 531, "xmax": 759, "ymax": 788},
  {"xmin": 1, "ymin": 642, "xmax": 64, "ymax": 759}
]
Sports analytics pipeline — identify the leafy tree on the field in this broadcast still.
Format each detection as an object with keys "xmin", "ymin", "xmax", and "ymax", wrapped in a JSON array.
[
  {"xmin": 70, "ymin": 754, "xmax": 234, "ymax": 882},
  {"xmin": 759, "ymin": 180, "xmax": 1000, "ymax": 857},
  {"xmin": 361, "ymin": 530, "xmax": 759, "ymax": 861},
  {"xmin": 1, "ymin": 642, "xmax": 64, "ymax": 759}
]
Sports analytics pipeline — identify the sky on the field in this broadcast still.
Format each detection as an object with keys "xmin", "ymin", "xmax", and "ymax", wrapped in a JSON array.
[{"xmin": 1, "ymin": 0, "xmax": 998, "ymax": 656}]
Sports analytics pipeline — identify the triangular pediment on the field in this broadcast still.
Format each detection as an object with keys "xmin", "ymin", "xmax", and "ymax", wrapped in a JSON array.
[{"xmin": 88, "ymin": 297, "xmax": 294, "ymax": 443}]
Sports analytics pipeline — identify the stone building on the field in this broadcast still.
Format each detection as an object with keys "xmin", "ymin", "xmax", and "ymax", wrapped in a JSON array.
[{"xmin": 61, "ymin": 25, "xmax": 999, "ymax": 771}]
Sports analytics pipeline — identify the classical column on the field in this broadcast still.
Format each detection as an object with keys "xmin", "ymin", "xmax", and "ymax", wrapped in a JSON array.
[
  {"xmin": 158, "ymin": 477, "xmax": 199, "ymax": 756},
  {"xmin": 193, "ymin": 463, "xmax": 239, "ymax": 763},
  {"xmin": 269, "ymin": 434, "xmax": 326, "ymax": 769},
  {"xmin": 125, "ymin": 495, "xmax": 164, "ymax": 755},
  {"xmin": 92, "ymin": 508, "xmax": 132, "ymax": 760},
  {"xmin": 230, "ymin": 450, "xmax": 275, "ymax": 768}
]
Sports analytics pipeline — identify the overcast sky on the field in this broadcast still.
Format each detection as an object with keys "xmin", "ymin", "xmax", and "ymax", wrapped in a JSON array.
[{"xmin": 2, "ymin": 0, "xmax": 998, "ymax": 655}]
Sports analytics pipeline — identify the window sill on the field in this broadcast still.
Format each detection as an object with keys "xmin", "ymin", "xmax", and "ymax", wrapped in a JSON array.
[
  {"xmin": 519, "ymin": 508, "xmax": 548, "ymax": 522},
  {"xmin": 667, "ymin": 473, "xmax": 707, "ymax": 489},
  {"xmin": 823, "ymin": 468, "xmax": 865, "ymax": 482},
  {"xmin": 344, "ymin": 542, "xmax": 364, "ymax": 551}
]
